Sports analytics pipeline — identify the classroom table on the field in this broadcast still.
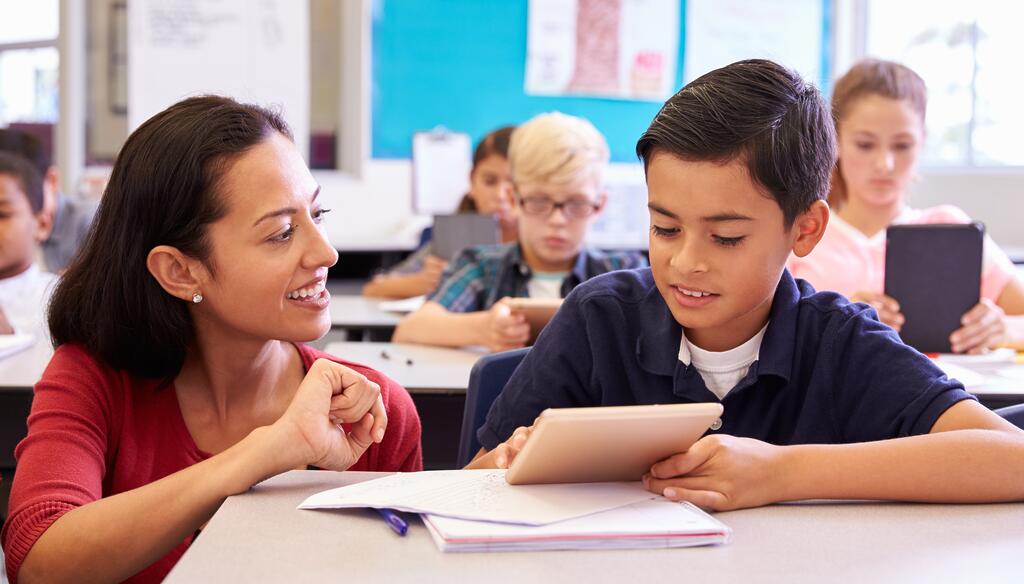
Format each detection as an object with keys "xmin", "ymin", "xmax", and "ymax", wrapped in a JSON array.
[
  {"xmin": 166, "ymin": 470, "xmax": 1024, "ymax": 584},
  {"xmin": 323, "ymin": 341, "xmax": 484, "ymax": 394},
  {"xmin": 324, "ymin": 342, "xmax": 485, "ymax": 470},
  {"xmin": 0, "ymin": 341, "xmax": 53, "ymax": 517},
  {"xmin": 327, "ymin": 294, "xmax": 402, "ymax": 341}
]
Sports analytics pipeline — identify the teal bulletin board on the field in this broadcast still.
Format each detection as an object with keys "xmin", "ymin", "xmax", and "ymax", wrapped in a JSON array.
[{"xmin": 371, "ymin": 0, "xmax": 830, "ymax": 162}]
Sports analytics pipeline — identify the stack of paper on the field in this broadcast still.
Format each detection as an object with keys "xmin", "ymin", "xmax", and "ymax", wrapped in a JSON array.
[
  {"xmin": 298, "ymin": 470, "xmax": 731, "ymax": 553},
  {"xmin": 378, "ymin": 295, "xmax": 426, "ymax": 314},
  {"xmin": 423, "ymin": 499, "xmax": 731, "ymax": 552},
  {"xmin": 0, "ymin": 333, "xmax": 34, "ymax": 361}
]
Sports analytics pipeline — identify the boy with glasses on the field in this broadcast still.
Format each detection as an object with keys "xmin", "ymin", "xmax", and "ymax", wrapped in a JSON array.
[{"xmin": 393, "ymin": 112, "xmax": 646, "ymax": 351}]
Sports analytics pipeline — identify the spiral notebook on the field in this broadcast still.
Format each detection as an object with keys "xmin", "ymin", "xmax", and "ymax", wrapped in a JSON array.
[{"xmin": 422, "ymin": 499, "xmax": 731, "ymax": 553}]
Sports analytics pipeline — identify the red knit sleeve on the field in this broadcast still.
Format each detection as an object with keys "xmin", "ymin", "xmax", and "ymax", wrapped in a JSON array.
[{"xmin": 1, "ymin": 344, "xmax": 120, "ymax": 582}]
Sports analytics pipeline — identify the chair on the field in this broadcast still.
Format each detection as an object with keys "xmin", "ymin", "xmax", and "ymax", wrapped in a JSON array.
[
  {"xmin": 457, "ymin": 347, "xmax": 531, "ymax": 468},
  {"xmin": 995, "ymin": 403, "xmax": 1024, "ymax": 430}
]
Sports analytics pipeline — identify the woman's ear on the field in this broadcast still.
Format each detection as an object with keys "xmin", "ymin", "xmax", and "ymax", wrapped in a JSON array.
[
  {"xmin": 146, "ymin": 245, "xmax": 206, "ymax": 302},
  {"xmin": 791, "ymin": 200, "xmax": 830, "ymax": 258}
]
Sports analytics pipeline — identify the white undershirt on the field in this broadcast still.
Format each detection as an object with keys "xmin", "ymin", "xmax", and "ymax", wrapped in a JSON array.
[
  {"xmin": 0, "ymin": 264, "xmax": 58, "ymax": 338},
  {"xmin": 527, "ymin": 271, "xmax": 567, "ymax": 300},
  {"xmin": 678, "ymin": 323, "xmax": 769, "ymax": 400}
]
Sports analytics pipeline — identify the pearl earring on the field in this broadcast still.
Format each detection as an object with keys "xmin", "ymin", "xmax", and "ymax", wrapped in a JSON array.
[{"xmin": 192, "ymin": 292, "xmax": 203, "ymax": 304}]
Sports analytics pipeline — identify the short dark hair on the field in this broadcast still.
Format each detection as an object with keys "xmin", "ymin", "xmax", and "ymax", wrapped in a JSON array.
[
  {"xmin": 48, "ymin": 95, "xmax": 292, "ymax": 379},
  {"xmin": 636, "ymin": 59, "xmax": 836, "ymax": 226},
  {"xmin": 0, "ymin": 151, "xmax": 44, "ymax": 213},
  {"xmin": 0, "ymin": 128, "xmax": 50, "ymax": 177}
]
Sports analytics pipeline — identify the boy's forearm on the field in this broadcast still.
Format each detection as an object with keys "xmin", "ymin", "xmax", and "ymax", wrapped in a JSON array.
[
  {"xmin": 778, "ymin": 429, "xmax": 1024, "ymax": 503},
  {"xmin": 393, "ymin": 308, "xmax": 486, "ymax": 347},
  {"xmin": 363, "ymin": 274, "xmax": 426, "ymax": 299}
]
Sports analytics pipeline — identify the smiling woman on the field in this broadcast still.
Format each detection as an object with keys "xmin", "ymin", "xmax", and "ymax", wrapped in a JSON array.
[{"xmin": 0, "ymin": 96, "xmax": 422, "ymax": 584}]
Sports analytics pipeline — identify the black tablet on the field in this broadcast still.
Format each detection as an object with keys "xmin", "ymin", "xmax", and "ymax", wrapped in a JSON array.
[
  {"xmin": 432, "ymin": 214, "xmax": 499, "ymax": 260},
  {"xmin": 884, "ymin": 223, "xmax": 984, "ymax": 353}
]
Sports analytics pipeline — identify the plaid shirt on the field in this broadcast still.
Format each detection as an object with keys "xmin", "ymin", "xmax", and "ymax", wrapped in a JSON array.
[{"xmin": 428, "ymin": 243, "xmax": 647, "ymax": 312}]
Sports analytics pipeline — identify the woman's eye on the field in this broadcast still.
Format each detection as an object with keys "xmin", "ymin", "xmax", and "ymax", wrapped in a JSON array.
[
  {"xmin": 312, "ymin": 208, "xmax": 332, "ymax": 223},
  {"xmin": 713, "ymin": 235, "xmax": 745, "ymax": 247},
  {"xmin": 650, "ymin": 225, "xmax": 679, "ymax": 238},
  {"xmin": 272, "ymin": 225, "xmax": 296, "ymax": 242}
]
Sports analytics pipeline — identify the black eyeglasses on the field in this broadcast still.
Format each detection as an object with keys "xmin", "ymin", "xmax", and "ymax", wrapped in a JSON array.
[{"xmin": 517, "ymin": 195, "xmax": 600, "ymax": 219}]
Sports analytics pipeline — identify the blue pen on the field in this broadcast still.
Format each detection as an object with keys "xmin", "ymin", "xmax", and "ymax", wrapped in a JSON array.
[{"xmin": 375, "ymin": 508, "xmax": 409, "ymax": 536}]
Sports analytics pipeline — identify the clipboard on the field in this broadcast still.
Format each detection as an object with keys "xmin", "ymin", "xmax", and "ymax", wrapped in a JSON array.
[
  {"xmin": 884, "ymin": 223, "xmax": 984, "ymax": 353},
  {"xmin": 412, "ymin": 128, "xmax": 472, "ymax": 215}
]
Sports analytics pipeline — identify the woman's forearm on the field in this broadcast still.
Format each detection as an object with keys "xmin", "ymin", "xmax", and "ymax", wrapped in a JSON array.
[{"xmin": 18, "ymin": 425, "xmax": 297, "ymax": 584}]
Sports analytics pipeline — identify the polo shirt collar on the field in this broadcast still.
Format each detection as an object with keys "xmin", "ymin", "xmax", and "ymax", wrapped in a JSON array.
[
  {"xmin": 511, "ymin": 243, "xmax": 590, "ymax": 283},
  {"xmin": 635, "ymin": 269, "xmax": 800, "ymax": 383}
]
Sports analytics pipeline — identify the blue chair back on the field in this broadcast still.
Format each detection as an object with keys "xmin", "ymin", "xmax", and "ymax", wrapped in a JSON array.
[
  {"xmin": 458, "ymin": 347, "xmax": 531, "ymax": 467},
  {"xmin": 995, "ymin": 403, "xmax": 1024, "ymax": 430}
]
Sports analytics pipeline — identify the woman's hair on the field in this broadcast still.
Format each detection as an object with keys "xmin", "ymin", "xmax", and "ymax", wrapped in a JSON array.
[
  {"xmin": 457, "ymin": 125, "xmax": 516, "ymax": 213},
  {"xmin": 508, "ymin": 112, "xmax": 609, "ymax": 188},
  {"xmin": 829, "ymin": 59, "xmax": 927, "ymax": 208},
  {"xmin": 48, "ymin": 95, "xmax": 292, "ymax": 379}
]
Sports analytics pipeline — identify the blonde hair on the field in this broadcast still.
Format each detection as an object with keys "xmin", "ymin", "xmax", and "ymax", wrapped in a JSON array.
[
  {"xmin": 508, "ymin": 112, "xmax": 610, "ymax": 188},
  {"xmin": 829, "ymin": 59, "xmax": 927, "ymax": 209}
]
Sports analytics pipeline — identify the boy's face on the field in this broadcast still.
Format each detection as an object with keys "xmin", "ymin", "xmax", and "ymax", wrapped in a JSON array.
[
  {"xmin": 0, "ymin": 174, "xmax": 47, "ymax": 280},
  {"xmin": 646, "ymin": 152, "xmax": 826, "ymax": 352},
  {"xmin": 513, "ymin": 175, "xmax": 605, "ymax": 272}
]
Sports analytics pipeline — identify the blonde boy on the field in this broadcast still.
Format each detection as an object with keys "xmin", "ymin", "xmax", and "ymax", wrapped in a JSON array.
[{"xmin": 393, "ymin": 112, "xmax": 645, "ymax": 351}]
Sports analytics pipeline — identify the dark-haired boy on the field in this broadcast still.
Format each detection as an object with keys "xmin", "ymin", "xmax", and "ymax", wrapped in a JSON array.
[
  {"xmin": 0, "ymin": 152, "xmax": 57, "ymax": 338},
  {"xmin": 469, "ymin": 60, "xmax": 1024, "ymax": 509}
]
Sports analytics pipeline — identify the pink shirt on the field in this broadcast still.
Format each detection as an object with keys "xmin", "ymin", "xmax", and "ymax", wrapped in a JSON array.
[{"xmin": 788, "ymin": 205, "xmax": 1016, "ymax": 302}]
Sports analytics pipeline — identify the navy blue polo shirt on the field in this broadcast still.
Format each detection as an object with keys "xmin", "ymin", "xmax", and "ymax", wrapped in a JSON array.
[{"xmin": 478, "ymin": 268, "xmax": 975, "ymax": 450}]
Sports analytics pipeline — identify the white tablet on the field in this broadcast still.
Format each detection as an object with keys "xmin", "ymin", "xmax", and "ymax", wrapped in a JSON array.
[
  {"xmin": 506, "ymin": 297, "xmax": 563, "ymax": 344},
  {"xmin": 505, "ymin": 403, "xmax": 724, "ymax": 485}
]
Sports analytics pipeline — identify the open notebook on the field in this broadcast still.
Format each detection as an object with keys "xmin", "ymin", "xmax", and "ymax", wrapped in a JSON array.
[
  {"xmin": 423, "ymin": 499, "xmax": 731, "ymax": 553},
  {"xmin": 0, "ymin": 333, "xmax": 35, "ymax": 361}
]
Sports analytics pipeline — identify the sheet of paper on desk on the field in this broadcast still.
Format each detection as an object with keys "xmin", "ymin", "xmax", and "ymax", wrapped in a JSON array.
[
  {"xmin": 297, "ymin": 469, "xmax": 656, "ymax": 525},
  {"xmin": 423, "ymin": 499, "xmax": 731, "ymax": 552},
  {"xmin": 378, "ymin": 295, "xmax": 426, "ymax": 313},
  {"xmin": 0, "ymin": 333, "xmax": 34, "ymax": 360}
]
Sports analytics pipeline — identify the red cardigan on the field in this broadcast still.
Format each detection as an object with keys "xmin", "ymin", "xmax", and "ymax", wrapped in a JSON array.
[{"xmin": 2, "ymin": 343, "xmax": 422, "ymax": 583}]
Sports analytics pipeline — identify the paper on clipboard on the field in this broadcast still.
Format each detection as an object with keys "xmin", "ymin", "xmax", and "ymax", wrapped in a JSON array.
[{"xmin": 412, "ymin": 130, "xmax": 472, "ymax": 215}]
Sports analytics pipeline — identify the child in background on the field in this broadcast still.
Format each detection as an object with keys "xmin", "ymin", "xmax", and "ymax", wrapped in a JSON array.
[
  {"xmin": 787, "ymin": 59, "xmax": 1024, "ymax": 353},
  {"xmin": 0, "ymin": 128, "xmax": 98, "ymax": 273},
  {"xmin": 392, "ymin": 112, "xmax": 646, "ymax": 351},
  {"xmin": 0, "ymin": 152, "xmax": 56, "ymax": 339},
  {"xmin": 363, "ymin": 126, "xmax": 517, "ymax": 299},
  {"xmin": 471, "ymin": 60, "xmax": 1024, "ymax": 511}
]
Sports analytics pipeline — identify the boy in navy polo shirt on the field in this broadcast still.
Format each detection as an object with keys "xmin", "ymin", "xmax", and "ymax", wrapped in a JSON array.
[{"xmin": 470, "ymin": 59, "xmax": 1024, "ymax": 510}]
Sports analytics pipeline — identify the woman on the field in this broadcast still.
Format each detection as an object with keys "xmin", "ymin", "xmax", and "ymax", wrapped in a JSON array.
[{"xmin": 1, "ymin": 96, "xmax": 422, "ymax": 584}]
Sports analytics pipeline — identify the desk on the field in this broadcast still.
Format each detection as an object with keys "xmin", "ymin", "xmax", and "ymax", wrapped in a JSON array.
[
  {"xmin": 167, "ymin": 470, "xmax": 1024, "ymax": 584},
  {"xmin": 328, "ymin": 295, "xmax": 402, "ymax": 341},
  {"xmin": 323, "ymin": 341, "xmax": 483, "ymax": 395},
  {"xmin": 324, "ymin": 342, "xmax": 485, "ymax": 470},
  {"xmin": 0, "ymin": 342, "xmax": 52, "ymax": 515}
]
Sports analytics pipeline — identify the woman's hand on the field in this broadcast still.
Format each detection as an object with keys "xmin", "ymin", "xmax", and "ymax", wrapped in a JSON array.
[
  {"xmin": 950, "ymin": 299, "xmax": 1007, "ymax": 354},
  {"xmin": 642, "ymin": 434, "xmax": 786, "ymax": 511},
  {"xmin": 272, "ymin": 359, "xmax": 388, "ymax": 471},
  {"xmin": 850, "ymin": 291, "xmax": 905, "ymax": 331}
]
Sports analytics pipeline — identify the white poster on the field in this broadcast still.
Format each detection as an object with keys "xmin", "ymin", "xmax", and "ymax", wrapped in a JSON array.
[
  {"xmin": 525, "ymin": 0, "xmax": 680, "ymax": 101},
  {"xmin": 127, "ymin": 0, "xmax": 310, "ymax": 158},
  {"xmin": 683, "ymin": 0, "xmax": 824, "ymax": 86}
]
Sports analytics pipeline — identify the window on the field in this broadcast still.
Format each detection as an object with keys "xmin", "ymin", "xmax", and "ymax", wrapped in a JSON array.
[
  {"xmin": 865, "ymin": 0, "xmax": 1024, "ymax": 166},
  {"xmin": 0, "ymin": 0, "xmax": 60, "ymax": 126}
]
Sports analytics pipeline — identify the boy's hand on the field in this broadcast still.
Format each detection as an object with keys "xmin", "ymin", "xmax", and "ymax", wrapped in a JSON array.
[
  {"xmin": 850, "ymin": 291, "xmax": 905, "ymax": 331},
  {"xmin": 0, "ymin": 306, "xmax": 13, "ymax": 335},
  {"xmin": 411, "ymin": 255, "xmax": 448, "ymax": 295},
  {"xmin": 480, "ymin": 298, "xmax": 530, "ymax": 352},
  {"xmin": 466, "ymin": 425, "xmax": 534, "ymax": 469},
  {"xmin": 642, "ymin": 434, "xmax": 785, "ymax": 511},
  {"xmin": 950, "ymin": 299, "xmax": 1006, "ymax": 354}
]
